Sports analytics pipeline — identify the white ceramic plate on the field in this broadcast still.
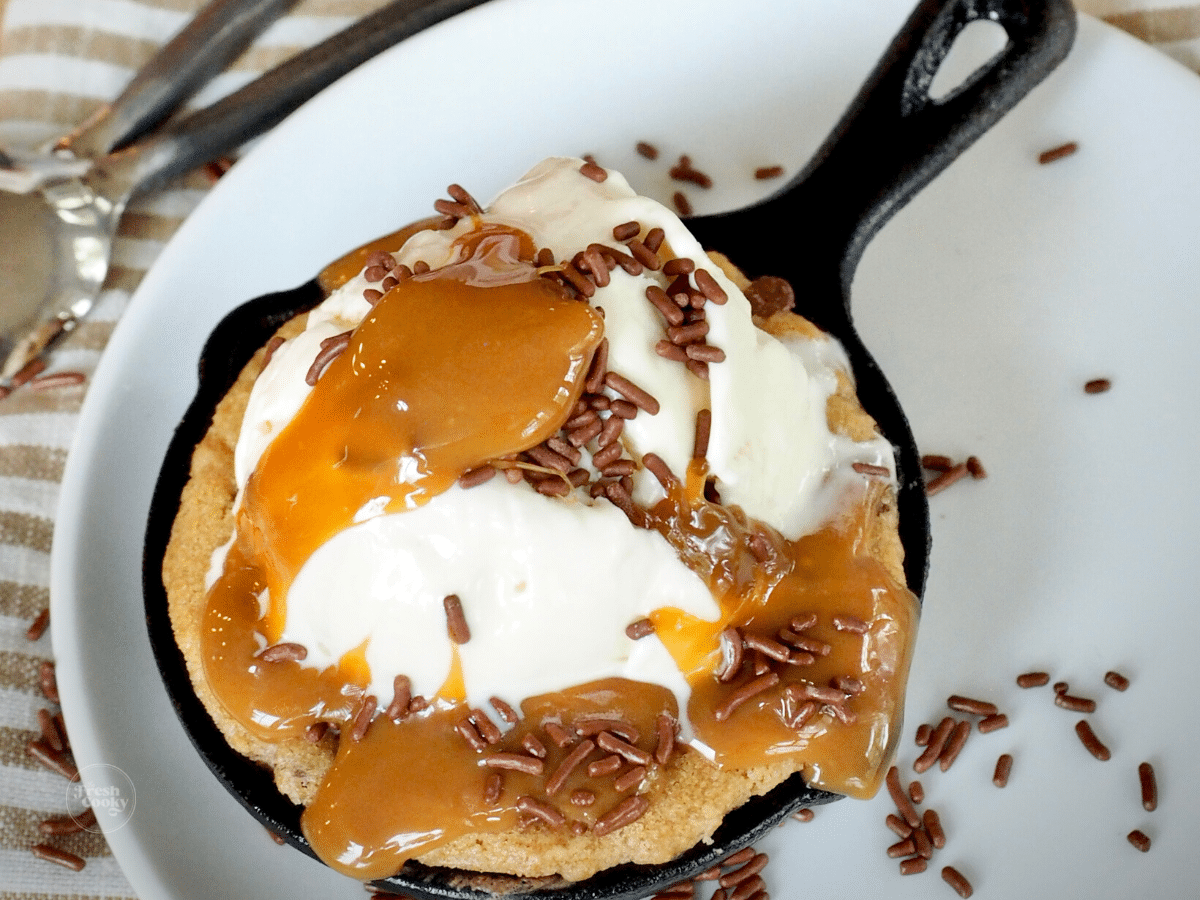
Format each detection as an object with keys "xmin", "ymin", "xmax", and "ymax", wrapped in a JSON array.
[{"xmin": 51, "ymin": 1, "xmax": 1200, "ymax": 897}]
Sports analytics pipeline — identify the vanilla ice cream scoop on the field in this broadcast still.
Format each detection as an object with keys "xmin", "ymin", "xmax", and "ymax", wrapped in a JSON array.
[{"xmin": 222, "ymin": 157, "xmax": 894, "ymax": 724}]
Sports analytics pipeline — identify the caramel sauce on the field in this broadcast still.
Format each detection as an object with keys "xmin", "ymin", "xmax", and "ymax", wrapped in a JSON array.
[
  {"xmin": 646, "ymin": 465, "xmax": 916, "ymax": 797},
  {"xmin": 305, "ymin": 679, "xmax": 677, "ymax": 880},
  {"xmin": 198, "ymin": 218, "xmax": 919, "ymax": 881},
  {"xmin": 236, "ymin": 227, "xmax": 603, "ymax": 645},
  {"xmin": 315, "ymin": 217, "xmax": 447, "ymax": 294},
  {"xmin": 202, "ymin": 226, "xmax": 603, "ymax": 740}
]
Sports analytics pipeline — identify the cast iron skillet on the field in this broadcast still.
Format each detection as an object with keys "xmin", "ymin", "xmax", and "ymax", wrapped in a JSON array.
[{"xmin": 143, "ymin": 0, "xmax": 1075, "ymax": 897}]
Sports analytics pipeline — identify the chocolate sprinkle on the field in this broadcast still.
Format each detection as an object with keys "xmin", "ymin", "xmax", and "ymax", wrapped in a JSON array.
[
  {"xmin": 580, "ymin": 161, "xmax": 608, "ymax": 182},
  {"xmin": 625, "ymin": 618, "xmax": 655, "ymax": 640},
  {"xmin": 458, "ymin": 465, "xmax": 497, "ymax": 489},
  {"xmin": 545, "ymin": 738, "xmax": 596, "ymax": 795},
  {"xmin": 993, "ymin": 752, "xmax": 1014, "ymax": 787},
  {"xmin": 588, "ymin": 754, "xmax": 622, "ymax": 778},
  {"xmin": 1075, "ymin": 719, "xmax": 1111, "ymax": 760},
  {"xmin": 693, "ymin": 268, "xmax": 728, "ymax": 305},
  {"xmin": 938, "ymin": 720, "xmax": 971, "ymax": 771},
  {"xmin": 11, "ymin": 357, "xmax": 46, "ymax": 388},
  {"xmin": 483, "ymin": 772, "xmax": 504, "ymax": 805},
  {"xmin": 455, "ymin": 718, "xmax": 487, "ymax": 752},
  {"xmin": 28, "ymin": 371, "xmax": 86, "ymax": 392},
  {"xmin": 490, "ymin": 696, "xmax": 520, "ymax": 725},
  {"xmin": 596, "ymin": 731, "xmax": 652, "ymax": 767},
  {"xmin": 482, "ymin": 753, "xmax": 545, "ymax": 775},
  {"xmin": 1104, "ymin": 670, "xmax": 1131, "ymax": 691},
  {"xmin": 642, "ymin": 452, "xmax": 678, "ymax": 490},
  {"xmin": 516, "ymin": 795, "xmax": 566, "ymax": 827},
  {"xmin": 26, "ymin": 739, "xmax": 77, "ymax": 781},
  {"xmin": 25, "ymin": 608, "xmax": 49, "ymax": 642},
  {"xmin": 444, "ymin": 594, "xmax": 471, "ymax": 644},
  {"xmin": 350, "ymin": 695, "xmax": 378, "ymax": 742},
  {"xmin": 1016, "ymin": 671, "xmax": 1050, "ymax": 688},
  {"xmin": 715, "ymin": 627, "xmax": 744, "ymax": 683},
  {"xmin": 31, "ymin": 843, "xmax": 86, "ymax": 872},
  {"xmin": 941, "ymin": 865, "xmax": 974, "ymax": 898},
  {"xmin": 1139, "ymin": 761, "xmax": 1158, "ymax": 811},
  {"xmin": 978, "ymin": 713, "xmax": 1009, "ymax": 733},
  {"xmin": 522, "ymin": 733, "xmax": 548, "ymax": 758},
  {"xmin": 693, "ymin": 408, "xmax": 712, "ymax": 460},
  {"xmin": 635, "ymin": 141, "xmax": 659, "ymax": 160},
  {"xmin": 613, "ymin": 220, "xmax": 641, "ymax": 241},
  {"xmin": 1038, "ymin": 141, "xmax": 1078, "ymax": 164},
  {"xmin": 613, "ymin": 765, "xmax": 647, "ymax": 793},
  {"xmin": 1054, "ymin": 692, "xmax": 1096, "ymax": 713},
  {"xmin": 259, "ymin": 642, "xmax": 307, "ymax": 663},
  {"xmin": 37, "ymin": 709, "xmax": 65, "ymax": 753},
  {"xmin": 714, "ymin": 672, "xmax": 779, "ymax": 721},
  {"xmin": 925, "ymin": 462, "xmax": 970, "ymax": 496},
  {"xmin": 668, "ymin": 155, "xmax": 713, "ymax": 189},
  {"xmin": 39, "ymin": 809, "xmax": 95, "ymax": 836},
  {"xmin": 1127, "ymin": 829, "xmax": 1152, "ymax": 852},
  {"xmin": 654, "ymin": 714, "xmax": 677, "ymax": 765},
  {"xmin": 592, "ymin": 795, "xmax": 649, "ymax": 836},
  {"xmin": 305, "ymin": 332, "xmax": 350, "ymax": 386},
  {"xmin": 604, "ymin": 371, "xmax": 660, "ymax": 415},
  {"xmin": 888, "ymin": 763, "xmax": 921, "ymax": 830},
  {"xmin": 576, "ymin": 718, "xmax": 640, "ymax": 742},
  {"xmin": 947, "ymin": 695, "xmax": 998, "ymax": 717},
  {"xmin": 921, "ymin": 454, "xmax": 955, "ymax": 472},
  {"xmin": 924, "ymin": 809, "xmax": 946, "ymax": 849}
]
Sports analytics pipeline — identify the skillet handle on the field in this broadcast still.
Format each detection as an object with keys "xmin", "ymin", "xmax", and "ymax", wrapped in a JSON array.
[
  {"xmin": 90, "ymin": 0, "xmax": 493, "ymax": 204},
  {"xmin": 57, "ymin": 0, "xmax": 300, "ymax": 159},
  {"xmin": 687, "ymin": 0, "xmax": 1076, "ymax": 326}
]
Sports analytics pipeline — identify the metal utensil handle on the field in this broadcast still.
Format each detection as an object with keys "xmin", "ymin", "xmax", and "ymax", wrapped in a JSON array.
[
  {"xmin": 688, "ymin": 0, "xmax": 1076, "ymax": 319},
  {"xmin": 96, "ymin": 0, "xmax": 493, "ymax": 201},
  {"xmin": 59, "ymin": 0, "xmax": 300, "ymax": 160}
]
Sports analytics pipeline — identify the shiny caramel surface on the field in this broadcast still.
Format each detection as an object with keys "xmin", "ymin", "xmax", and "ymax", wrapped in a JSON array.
[
  {"xmin": 648, "ymin": 472, "xmax": 916, "ymax": 796},
  {"xmin": 203, "ymin": 227, "xmax": 602, "ymax": 736},
  {"xmin": 239, "ymin": 228, "xmax": 602, "ymax": 645},
  {"xmin": 316, "ymin": 217, "xmax": 446, "ymax": 294},
  {"xmin": 306, "ymin": 679, "xmax": 678, "ymax": 880},
  {"xmin": 198, "ymin": 220, "xmax": 918, "ymax": 880}
]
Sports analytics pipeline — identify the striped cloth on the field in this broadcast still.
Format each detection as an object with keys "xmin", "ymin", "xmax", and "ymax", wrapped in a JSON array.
[{"xmin": 0, "ymin": 1, "xmax": 1196, "ymax": 898}]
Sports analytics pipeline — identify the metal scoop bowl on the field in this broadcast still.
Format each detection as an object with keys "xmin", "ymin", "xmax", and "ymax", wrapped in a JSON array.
[{"xmin": 143, "ymin": 0, "xmax": 1074, "ymax": 897}]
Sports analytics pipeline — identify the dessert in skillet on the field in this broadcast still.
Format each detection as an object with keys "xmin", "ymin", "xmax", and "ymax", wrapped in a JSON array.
[{"xmin": 162, "ymin": 157, "xmax": 919, "ymax": 884}]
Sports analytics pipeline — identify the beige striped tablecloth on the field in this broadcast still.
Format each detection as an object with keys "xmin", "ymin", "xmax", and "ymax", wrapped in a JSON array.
[{"xmin": 0, "ymin": 1, "xmax": 1197, "ymax": 898}]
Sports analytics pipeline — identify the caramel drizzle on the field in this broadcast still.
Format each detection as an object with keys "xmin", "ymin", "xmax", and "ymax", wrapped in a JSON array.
[
  {"xmin": 237, "ymin": 227, "xmax": 604, "ymax": 645},
  {"xmin": 198, "ymin": 214, "xmax": 919, "ymax": 880}
]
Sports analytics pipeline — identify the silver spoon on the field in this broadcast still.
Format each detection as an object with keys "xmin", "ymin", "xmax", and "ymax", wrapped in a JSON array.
[{"xmin": 0, "ymin": 0, "xmax": 493, "ymax": 381}]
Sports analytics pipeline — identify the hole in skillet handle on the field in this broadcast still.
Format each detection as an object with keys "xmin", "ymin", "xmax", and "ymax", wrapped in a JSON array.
[
  {"xmin": 140, "ymin": 279, "xmax": 838, "ymax": 900},
  {"xmin": 686, "ymin": 0, "xmax": 1077, "ymax": 600}
]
